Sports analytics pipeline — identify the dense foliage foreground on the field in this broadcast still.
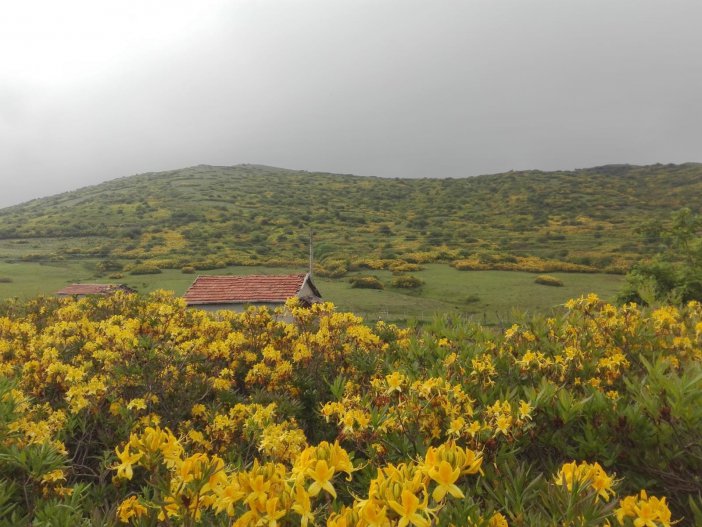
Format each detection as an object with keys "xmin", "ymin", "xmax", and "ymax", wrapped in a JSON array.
[{"xmin": 0, "ymin": 293, "xmax": 700, "ymax": 526}]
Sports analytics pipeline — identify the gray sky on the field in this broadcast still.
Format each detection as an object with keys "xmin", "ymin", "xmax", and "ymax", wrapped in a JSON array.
[{"xmin": 1, "ymin": 0, "xmax": 701, "ymax": 207}]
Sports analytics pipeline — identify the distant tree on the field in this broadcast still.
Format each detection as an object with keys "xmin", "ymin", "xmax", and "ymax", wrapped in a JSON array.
[{"xmin": 619, "ymin": 208, "xmax": 702, "ymax": 304}]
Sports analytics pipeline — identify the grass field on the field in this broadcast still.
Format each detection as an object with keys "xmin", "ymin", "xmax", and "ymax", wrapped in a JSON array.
[{"xmin": 0, "ymin": 261, "xmax": 623, "ymax": 324}]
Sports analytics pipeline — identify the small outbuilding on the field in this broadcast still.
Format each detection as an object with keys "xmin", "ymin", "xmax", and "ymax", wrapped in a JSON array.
[
  {"xmin": 183, "ymin": 273, "xmax": 321, "ymax": 312},
  {"xmin": 56, "ymin": 283, "xmax": 136, "ymax": 298}
]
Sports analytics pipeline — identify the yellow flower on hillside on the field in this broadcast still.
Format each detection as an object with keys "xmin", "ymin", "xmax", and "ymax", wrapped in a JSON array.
[
  {"xmin": 291, "ymin": 483, "xmax": 315, "ymax": 527},
  {"xmin": 615, "ymin": 490, "xmax": 673, "ymax": 527},
  {"xmin": 388, "ymin": 489, "xmax": 430, "ymax": 527},
  {"xmin": 126, "ymin": 398, "xmax": 146, "ymax": 411},
  {"xmin": 214, "ymin": 480, "xmax": 245, "ymax": 516},
  {"xmin": 489, "ymin": 512, "xmax": 509, "ymax": 527},
  {"xmin": 447, "ymin": 417, "xmax": 465, "ymax": 437},
  {"xmin": 428, "ymin": 460, "xmax": 464, "ymax": 501},
  {"xmin": 307, "ymin": 459, "xmax": 336, "ymax": 498},
  {"xmin": 554, "ymin": 461, "xmax": 614, "ymax": 502},
  {"xmin": 117, "ymin": 495, "xmax": 148, "ymax": 523},
  {"xmin": 263, "ymin": 496, "xmax": 286, "ymax": 526},
  {"xmin": 518, "ymin": 400, "xmax": 533, "ymax": 420},
  {"xmin": 385, "ymin": 371, "xmax": 406, "ymax": 394},
  {"xmin": 467, "ymin": 420, "xmax": 482, "ymax": 438},
  {"xmin": 114, "ymin": 443, "xmax": 143, "ymax": 480},
  {"xmin": 359, "ymin": 499, "xmax": 389, "ymax": 527}
]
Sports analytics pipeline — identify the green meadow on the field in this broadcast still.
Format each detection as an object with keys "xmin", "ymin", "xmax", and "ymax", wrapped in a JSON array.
[{"xmin": 0, "ymin": 261, "xmax": 622, "ymax": 324}]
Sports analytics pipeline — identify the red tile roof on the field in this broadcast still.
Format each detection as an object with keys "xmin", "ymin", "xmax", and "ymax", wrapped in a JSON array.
[
  {"xmin": 56, "ymin": 284, "xmax": 134, "ymax": 296},
  {"xmin": 184, "ymin": 274, "xmax": 310, "ymax": 305}
]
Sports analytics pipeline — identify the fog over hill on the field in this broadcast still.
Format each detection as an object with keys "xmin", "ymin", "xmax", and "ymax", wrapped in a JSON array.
[{"xmin": 2, "ymin": 1, "xmax": 702, "ymax": 206}]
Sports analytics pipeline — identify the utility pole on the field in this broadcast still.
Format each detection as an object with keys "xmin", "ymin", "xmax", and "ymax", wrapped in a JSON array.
[{"xmin": 309, "ymin": 229, "xmax": 313, "ymax": 278}]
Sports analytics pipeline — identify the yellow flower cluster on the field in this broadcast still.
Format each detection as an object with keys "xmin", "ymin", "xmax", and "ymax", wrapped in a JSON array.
[
  {"xmin": 112, "ymin": 424, "xmax": 485, "ymax": 526},
  {"xmin": 323, "ymin": 374, "xmax": 534, "ymax": 452},
  {"xmin": 325, "ymin": 441, "xmax": 483, "ymax": 527},
  {"xmin": 554, "ymin": 461, "xmax": 615, "ymax": 502},
  {"xmin": 0, "ymin": 292, "xmax": 693, "ymax": 525},
  {"xmin": 114, "ymin": 425, "xmax": 354, "ymax": 525},
  {"xmin": 615, "ymin": 490, "xmax": 673, "ymax": 527}
]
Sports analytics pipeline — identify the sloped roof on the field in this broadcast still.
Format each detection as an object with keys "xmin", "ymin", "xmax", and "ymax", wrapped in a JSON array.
[
  {"xmin": 184, "ymin": 274, "xmax": 314, "ymax": 305},
  {"xmin": 56, "ymin": 284, "xmax": 134, "ymax": 296}
]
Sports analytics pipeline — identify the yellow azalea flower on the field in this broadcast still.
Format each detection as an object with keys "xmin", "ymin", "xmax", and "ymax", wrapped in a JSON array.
[
  {"xmin": 291, "ymin": 484, "xmax": 315, "ymax": 527},
  {"xmin": 467, "ymin": 420, "xmax": 482, "ymax": 438},
  {"xmin": 126, "ymin": 398, "xmax": 146, "ymax": 411},
  {"xmin": 263, "ymin": 496, "xmax": 286, "ymax": 526},
  {"xmin": 117, "ymin": 495, "xmax": 148, "ymax": 524},
  {"xmin": 447, "ymin": 417, "xmax": 464, "ymax": 437},
  {"xmin": 615, "ymin": 490, "xmax": 674, "ymax": 527},
  {"xmin": 494, "ymin": 414, "xmax": 512, "ymax": 436},
  {"xmin": 114, "ymin": 443, "xmax": 143, "ymax": 480},
  {"xmin": 245, "ymin": 474, "xmax": 271, "ymax": 507},
  {"xmin": 307, "ymin": 459, "xmax": 336, "ymax": 498},
  {"xmin": 385, "ymin": 371, "xmax": 406, "ymax": 394},
  {"xmin": 518, "ymin": 400, "xmax": 532, "ymax": 420},
  {"xmin": 634, "ymin": 502, "xmax": 658, "ymax": 527},
  {"xmin": 359, "ymin": 499, "xmax": 389, "ymax": 527},
  {"xmin": 388, "ymin": 489, "xmax": 430, "ymax": 527},
  {"xmin": 157, "ymin": 495, "xmax": 181, "ymax": 521},
  {"xmin": 488, "ymin": 512, "xmax": 509, "ymax": 527},
  {"xmin": 214, "ymin": 480, "xmax": 245, "ymax": 516},
  {"xmin": 428, "ymin": 460, "xmax": 464, "ymax": 501},
  {"xmin": 139, "ymin": 426, "xmax": 165, "ymax": 453},
  {"xmin": 327, "ymin": 510, "xmax": 351, "ymax": 527},
  {"xmin": 178, "ymin": 453, "xmax": 208, "ymax": 483},
  {"xmin": 160, "ymin": 433, "xmax": 184, "ymax": 468},
  {"xmin": 40, "ymin": 469, "xmax": 65, "ymax": 485},
  {"xmin": 554, "ymin": 461, "xmax": 614, "ymax": 502},
  {"xmin": 459, "ymin": 447, "xmax": 483, "ymax": 476}
]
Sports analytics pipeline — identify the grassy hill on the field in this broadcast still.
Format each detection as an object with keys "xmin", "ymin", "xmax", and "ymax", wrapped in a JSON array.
[{"xmin": 0, "ymin": 163, "xmax": 700, "ymax": 275}]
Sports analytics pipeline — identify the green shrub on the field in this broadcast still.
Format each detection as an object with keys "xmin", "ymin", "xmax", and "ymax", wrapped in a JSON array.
[
  {"xmin": 534, "ymin": 274, "xmax": 564, "ymax": 287},
  {"xmin": 108, "ymin": 273, "xmax": 124, "ymax": 279},
  {"xmin": 388, "ymin": 261, "xmax": 423, "ymax": 274},
  {"xmin": 181, "ymin": 266, "xmax": 196, "ymax": 274},
  {"xmin": 391, "ymin": 274, "xmax": 424, "ymax": 288},
  {"xmin": 0, "ymin": 277, "xmax": 12, "ymax": 283},
  {"xmin": 316, "ymin": 260, "xmax": 348, "ymax": 278},
  {"xmin": 96, "ymin": 260, "xmax": 123, "ymax": 273},
  {"xmin": 192, "ymin": 259, "xmax": 226, "ymax": 270},
  {"xmin": 349, "ymin": 275, "xmax": 384, "ymax": 289}
]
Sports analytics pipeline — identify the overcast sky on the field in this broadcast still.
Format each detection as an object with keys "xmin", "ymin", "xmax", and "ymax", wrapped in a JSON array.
[{"xmin": 1, "ymin": 0, "xmax": 701, "ymax": 207}]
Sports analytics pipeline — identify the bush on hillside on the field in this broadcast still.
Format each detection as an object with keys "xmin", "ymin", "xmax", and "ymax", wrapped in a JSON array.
[
  {"xmin": 391, "ymin": 274, "xmax": 424, "ymax": 288},
  {"xmin": 388, "ymin": 261, "xmax": 423, "ymax": 274},
  {"xmin": 534, "ymin": 274, "xmax": 564, "ymax": 287},
  {"xmin": 453, "ymin": 255, "xmax": 596, "ymax": 273},
  {"xmin": 96, "ymin": 260, "xmax": 123, "ymax": 273},
  {"xmin": 192, "ymin": 259, "xmax": 226, "ymax": 271},
  {"xmin": 349, "ymin": 275, "xmax": 384, "ymax": 289},
  {"xmin": 181, "ymin": 266, "xmax": 196, "ymax": 274},
  {"xmin": 0, "ymin": 277, "xmax": 12, "ymax": 283},
  {"xmin": 316, "ymin": 259, "xmax": 348, "ymax": 278}
]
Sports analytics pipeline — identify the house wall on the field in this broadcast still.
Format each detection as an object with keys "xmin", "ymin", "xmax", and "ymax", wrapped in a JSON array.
[{"xmin": 299, "ymin": 280, "xmax": 319, "ymax": 298}]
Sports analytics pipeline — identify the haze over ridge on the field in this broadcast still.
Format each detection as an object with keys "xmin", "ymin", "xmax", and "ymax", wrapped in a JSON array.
[{"xmin": 1, "ymin": 0, "xmax": 701, "ymax": 207}]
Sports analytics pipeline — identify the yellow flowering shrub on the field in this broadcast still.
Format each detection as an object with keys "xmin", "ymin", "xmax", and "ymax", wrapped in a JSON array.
[{"xmin": 0, "ymin": 292, "xmax": 698, "ymax": 525}]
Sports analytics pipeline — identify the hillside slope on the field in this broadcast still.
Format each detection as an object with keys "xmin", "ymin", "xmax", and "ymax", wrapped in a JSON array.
[{"xmin": 0, "ymin": 163, "xmax": 700, "ymax": 273}]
